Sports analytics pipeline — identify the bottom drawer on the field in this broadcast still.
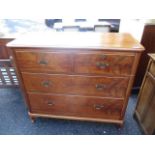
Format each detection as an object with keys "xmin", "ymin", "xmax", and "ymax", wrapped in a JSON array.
[{"xmin": 28, "ymin": 93, "xmax": 123, "ymax": 120}]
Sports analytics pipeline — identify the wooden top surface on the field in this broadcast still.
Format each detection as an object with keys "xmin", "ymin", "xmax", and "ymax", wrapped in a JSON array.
[
  {"xmin": 149, "ymin": 54, "xmax": 155, "ymax": 61},
  {"xmin": 7, "ymin": 32, "xmax": 144, "ymax": 51}
]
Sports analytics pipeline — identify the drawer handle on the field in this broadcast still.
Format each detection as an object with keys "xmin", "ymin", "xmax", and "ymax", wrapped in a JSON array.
[
  {"xmin": 96, "ymin": 62, "xmax": 109, "ymax": 69},
  {"xmin": 39, "ymin": 60, "xmax": 48, "ymax": 65},
  {"xmin": 42, "ymin": 80, "xmax": 51, "ymax": 87},
  {"xmin": 94, "ymin": 104, "xmax": 105, "ymax": 110},
  {"xmin": 99, "ymin": 54, "xmax": 107, "ymax": 59},
  {"xmin": 46, "ymin": 100, "xmax": 54, "ymax": 106},
  {"xmin": 96, "ymin": 84, "xmax": 106, "ymax": 90}
]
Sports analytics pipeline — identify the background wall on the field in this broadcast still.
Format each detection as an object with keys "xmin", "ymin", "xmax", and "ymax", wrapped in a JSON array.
[{"xmin": 119, "ymin": 19, "xmax": 155, "ymax": 41}]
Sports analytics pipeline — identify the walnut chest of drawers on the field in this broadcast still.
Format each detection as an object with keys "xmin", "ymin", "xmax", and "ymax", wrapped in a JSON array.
[{"xmin": 7, "ymin": 32, "xmax": 144, "ymax": 125}]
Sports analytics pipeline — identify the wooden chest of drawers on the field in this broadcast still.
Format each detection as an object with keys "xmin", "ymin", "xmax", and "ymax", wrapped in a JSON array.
[
  {"xmin": 7, "ymin": 32, "xmax": 144, "ymax": 125},
  {"xmin": 134, "ymin": 54, "xmax": 155, "ymax": 134}
]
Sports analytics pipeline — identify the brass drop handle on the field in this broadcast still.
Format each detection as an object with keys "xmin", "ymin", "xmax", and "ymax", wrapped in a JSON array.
[
  {"xmin": 94, "ymin": 104, "xmax": 105, "ymax": 110},
  {"xmin": 47, "ymin": 100, "xmax": 54, "ymax": 106},
  {"xmin": 99, "ymin": 54, "xmax": 107, "ymax": 59},
  {"xmin": 96, "ymin": 84, "xmax": 106, "ymax": 90},
  {"xmin": 42, "ymin": 80, "xmax": 51, "ymax": 87},
  {"xmin": 39, "ymin": 59, "xmax": 48, "ymax": 65},
  {"xmin": 96, "ymin": 62, "xmax": 109, "ymax": 69}
]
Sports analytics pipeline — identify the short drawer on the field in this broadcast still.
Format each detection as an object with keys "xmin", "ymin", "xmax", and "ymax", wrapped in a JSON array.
[
  {"xmin": 28, "ymin": 93, "xmax": 123, "ymax": 120},
  {"xmin": 22, "ymin": 73, "xmax": 129, "ymax": 98},
  {"xmin": 74, "ymin": 52, "xmax": 135, "ymax": 75},
  {"xmin": 15, "ymin": 50, "xmax": 73, "ymax": 73}
]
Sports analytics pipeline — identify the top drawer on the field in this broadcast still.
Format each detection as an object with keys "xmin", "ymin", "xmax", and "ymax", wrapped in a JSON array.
[
  {"xmin": 15, "ymin": 50, "xmax": 73, "ymax": 74},
  {"xmin": 74, "ymin": 52, "xmax": 135, "ymax": 76},
  {"xmin": 15, "ymin": 49, "xmax": 135, "ymax": 75}
]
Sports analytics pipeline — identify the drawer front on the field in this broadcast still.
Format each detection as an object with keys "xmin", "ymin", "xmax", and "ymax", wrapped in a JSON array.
[
  {"xmin": 28, "ymin": 93, "xmax": 123, "ymax": 119},
  {"xmin": 149, "ymin": 61, "xmax": 155, "ymax": 77},
  {"xmin": 74, "ymin": 52, "xmax": 135, "ymax": 75},
  {"xmin": 22, "ymin": 73, "xmax": 129, "ymax": 98},
  {"xmin": 15, "ymin": 50, "xmax": 73, "ymax": 73}
]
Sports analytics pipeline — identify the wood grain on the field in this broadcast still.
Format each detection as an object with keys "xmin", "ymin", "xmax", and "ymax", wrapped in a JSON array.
[
  {"xmin": 15, "ymin": 50, "xmax": 73, "ymax": 73},
  {"xmin": 15, "ymin": 49, "xmax": 135, "ymax": 76},
  {"xmin": 22, "ymin": 73, "xmax": 129, "ymax": 98},
  {"xmin": 7, "ymin": 32, "xmax": 144, "ymax": 51},
  {"xmin": 28, "ymin": 93, "xmax": 123, "ymax": 120},
  {"xmin": 9, "ymin": 32, "xmax": 144, "ymax": 125},
  {"xmin": 74, "ymin": 52, "xmax": 135, "ymax": 76},
  {"xmin": 0, "ymin": 39, "xmax": 13, "ymax": 59}
]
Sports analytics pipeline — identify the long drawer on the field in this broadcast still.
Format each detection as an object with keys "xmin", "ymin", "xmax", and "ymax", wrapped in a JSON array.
[
  {"xmin": 28, "ymin": 93, "xmax": 123, "ymax": 120},
  {"xmin": 15, "ymin": 49, "xmax": 134, "ymax": 75},
  {"xmin": 22, "ymin": 73, "xmax": 129, "ymax": 98}
]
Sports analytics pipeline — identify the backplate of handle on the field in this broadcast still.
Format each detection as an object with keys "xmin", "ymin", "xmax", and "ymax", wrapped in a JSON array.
[
  {"xmin": 42, "ymin": 80, "xmax": 51, "ymax": 87},
  {"xmin": 39, "ymin": 59, "xmax": 48, "ymax": 65},
  {"xmin": 94, "ymin": 104, "xmax": 105, "ymax": 110},
  {"xmin": 96, "ymin": 62, "xmax": 109, "ymax": 69},
  {"xmin": 46, "ymin": 100, "xmax": 54, "ymax": 106},
  {"xmin": 96, "ymin": 84, "xmax": 107, "ymax": 90},
  {"xmin": 99, "ymin": 54, "xmax": 107, "ymax": 59}
]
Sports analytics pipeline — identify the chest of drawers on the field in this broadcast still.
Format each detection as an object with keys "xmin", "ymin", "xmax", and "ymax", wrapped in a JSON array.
[{"xmin": 7, "ymin": 32, "xmax": 144, "ymax": 125}]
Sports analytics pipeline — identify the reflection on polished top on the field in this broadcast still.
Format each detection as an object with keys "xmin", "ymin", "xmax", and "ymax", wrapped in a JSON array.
[{"xmin": 7, "ymin": 32, "xmax": 144, "ymax": 51}]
